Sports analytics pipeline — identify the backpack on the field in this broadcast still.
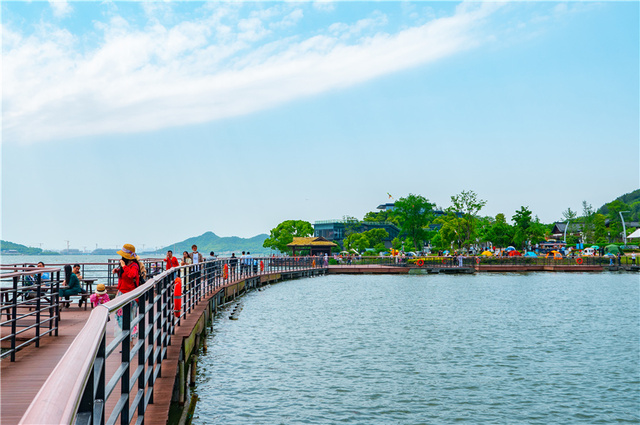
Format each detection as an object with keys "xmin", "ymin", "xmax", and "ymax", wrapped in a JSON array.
[{"xmin": 135, "ymin": 260, "xmax": 147, "ymax": 287}]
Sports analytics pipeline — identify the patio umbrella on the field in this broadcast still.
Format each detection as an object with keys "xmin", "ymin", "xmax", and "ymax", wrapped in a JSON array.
[
  {"xmin": 481, "ymin": 251, "xmax": 493, "ymax": 256},
  {"xmin": 628, "ymin": 229, "xmax": 640, "ymax": 239},
  {"xmin": 591, "ymin": 245, "xmax": 599, "ymax": 250},
  {"xmin": 605, "ymin": 244, "xmax": 622, "ymax": 254}
]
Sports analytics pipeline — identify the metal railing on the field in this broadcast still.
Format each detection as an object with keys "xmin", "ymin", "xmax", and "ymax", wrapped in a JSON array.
[
  {"xmin": 20, "ymin": 256, "xmax": 322, "ymax": 425},
  {"xmin": 0, "ymin": 266, "xmax": 62, "ymax": 361},
  {"xmin": 330, "ymin": 255, "xmax": 627, "ymax": 268},
  {"xmin": 5, "ymin": 259, "xmax": 164, "ymax": 289}
]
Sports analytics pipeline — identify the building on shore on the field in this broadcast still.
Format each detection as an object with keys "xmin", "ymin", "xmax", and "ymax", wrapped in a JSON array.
[
  {"xmin": 287, "ymin": 237, "xmax": 338, "ymax": 256},
  {"xmin": 313, "ymin": 220, "xmax": 400, "ymax": 249}
]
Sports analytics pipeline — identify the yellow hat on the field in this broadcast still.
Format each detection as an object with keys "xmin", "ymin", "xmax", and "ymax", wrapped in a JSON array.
[
  {"xmin": 96, "ymin": 284, "xmax": 107, "ymax": 295},
  {"xmin": 117, "ymin": 243, "xmax": 137, "ymax": 260}
]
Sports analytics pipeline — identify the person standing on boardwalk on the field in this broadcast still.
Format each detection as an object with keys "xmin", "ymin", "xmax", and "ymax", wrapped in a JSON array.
[
  {"xmin": 230, "ymin": 253, "xmax": 238, "ymax": 276},
  {"xmin": 190, "ymin": 244, "xmax": 204, "ymax": 285},
  {"xmin": 190, "ymin": 244, "xmax": 204, "ymax": 264},
  {"xmin": 112, "ymin": 243, "xmax": 142, "ymax": 338},
  {"xmin": 240, "ymin": 251, "xmax": 247, "ymax": 275},
  {"xmin": 632, "ymin": 253, "xmax": 636, "ymax": 265},
  {"xmin": 164, "ymin": 250, "xmax": 179, "ymax": 270}
]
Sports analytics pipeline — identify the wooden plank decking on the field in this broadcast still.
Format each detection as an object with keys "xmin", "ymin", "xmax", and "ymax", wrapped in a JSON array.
[{"xmin": 1, "ymin": 306, "xmax": 93, "ymax": 424}]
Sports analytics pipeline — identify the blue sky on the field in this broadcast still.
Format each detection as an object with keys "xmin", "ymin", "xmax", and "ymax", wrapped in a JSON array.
[{"xmin": 2, "ymin": 1, "xmax": 638, "ymax": 252}]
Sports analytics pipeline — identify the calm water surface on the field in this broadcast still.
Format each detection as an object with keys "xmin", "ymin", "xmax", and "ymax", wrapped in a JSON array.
[{"xmin": 192, "ymin": 273, "xmax": 639, "ymax": 424}]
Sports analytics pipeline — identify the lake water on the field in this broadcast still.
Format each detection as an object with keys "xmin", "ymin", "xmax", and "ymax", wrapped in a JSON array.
[
  {"xmin": 192, "ymin": 273, "xmax": 639, "ymax": 424},
  {"xmin": 1, "ymin": 254, "xmax": 162, "ymax": 285}
]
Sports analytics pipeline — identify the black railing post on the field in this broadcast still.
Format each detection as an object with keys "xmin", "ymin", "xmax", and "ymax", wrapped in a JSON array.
[
  {"xmin": 120, "ymin": 302, "xmax": 131, "ymax": 425},
  {"xmin": 10, "ymin": 276, "xmax": 18, "ymax": 361},
  {"xmin": 53, "ymin": 271, "xmax": 60, "ymax": 336},
  {"xmin": 35, "ymin": 274, "xmax": 41, "ymax": 348},
  {"xmin": 138, "ymin": 292, "xmax": 147, "ymax": 419},
  {"xmin": 95, "ymin": 334, "xmax": 106, "ymax": 425}
]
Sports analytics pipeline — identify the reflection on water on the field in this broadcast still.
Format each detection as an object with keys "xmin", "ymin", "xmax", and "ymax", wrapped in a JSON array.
[{"xmin": 192, "ymin": 273, "xmax": 639, "ymax": 424}]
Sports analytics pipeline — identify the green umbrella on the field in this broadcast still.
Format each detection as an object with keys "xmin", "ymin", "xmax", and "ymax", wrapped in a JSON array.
[{"xmin": 605, "ymin": 244, "xmax": 622, "ymax": 254}]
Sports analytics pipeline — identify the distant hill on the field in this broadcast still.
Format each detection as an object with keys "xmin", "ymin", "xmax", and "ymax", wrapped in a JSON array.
[
  {"xmin": 597, "ymin": 189, "xmax": 640, "ymax": 216},
  {"xmin": 157, "ymin": 232, "xmax": 270, "ymax": 256},
  {"xmin": 0, "ymin": 240, "xmax": 58, "ymax": 255}
]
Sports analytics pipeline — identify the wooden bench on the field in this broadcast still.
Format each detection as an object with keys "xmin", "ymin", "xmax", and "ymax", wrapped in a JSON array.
[{"xmin": 61, "ymin": 293, "xmax": 90, "ymax": 310}]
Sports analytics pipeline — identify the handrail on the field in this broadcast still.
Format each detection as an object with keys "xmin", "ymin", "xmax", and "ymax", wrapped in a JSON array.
[
  {"xmin": 19, "ymin": 256, "xmax": 323, "ymax": 425},
  {"xmin": 20, "ymin": 308, "xmax": 109, "ymax": 425}
]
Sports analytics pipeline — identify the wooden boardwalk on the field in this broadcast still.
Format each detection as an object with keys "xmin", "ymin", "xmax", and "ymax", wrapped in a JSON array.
[
  {"xmin": 1, "ymin": 271, "xmax": 290, "ymax": 425},
  {"xmin": 1, "ymin": 306, "xmax": 94, "ymax": 424}
]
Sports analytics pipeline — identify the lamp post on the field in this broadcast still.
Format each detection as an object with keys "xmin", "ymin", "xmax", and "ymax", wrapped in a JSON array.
[
  {"xmin": 563, "ymin": 220, "xmax": 571, "ymax": 243},
  {"xmin": 620, "ymin": 211, "xmax": 630, "ymax": 246}
]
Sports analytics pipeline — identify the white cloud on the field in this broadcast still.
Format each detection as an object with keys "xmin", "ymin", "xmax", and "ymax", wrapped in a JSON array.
[
  {"xmin": 313, "ymin": 1, "xmax": 335, "ymax": 13},
  {"xmin": 3, "ymin": 3, "xmax": 501, "ymax": 145},
  {"xmin": 49, "ymin": 0, "xmax": 72, "ymax": 18}
]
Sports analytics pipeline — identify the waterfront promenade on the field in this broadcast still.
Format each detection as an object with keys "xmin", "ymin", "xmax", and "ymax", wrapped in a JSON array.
[
  {"xmin": 2, "ymin": 258, "xmax": 638, "ymax": 425},
  {"xmin": 2, "ymin": 258, "xmax": 325, "ymax": 425}
]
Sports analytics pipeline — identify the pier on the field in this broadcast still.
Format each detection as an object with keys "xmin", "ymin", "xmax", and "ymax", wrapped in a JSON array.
[
  {"xmin": 1, "ymin": 255, "xmax": 638, "ymax": 425},
  {"xmin": 2, "ymin": 257, "xmax": 325, "ymax": 425}
]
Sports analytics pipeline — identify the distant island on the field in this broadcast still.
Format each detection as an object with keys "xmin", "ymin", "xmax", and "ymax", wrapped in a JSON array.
[
  {"xmin": 1, "ymin": 231, "xmax": 269, "ymax": 256},
  {"xmin": 0, "ymin": 240, "xmax": 59, "ymax": 255}
]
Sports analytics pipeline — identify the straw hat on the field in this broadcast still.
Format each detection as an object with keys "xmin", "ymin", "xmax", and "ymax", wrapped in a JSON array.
[
  {"xmin": 117, "ymin": 243, "xmax": 137, "ymax": 260},
  {"xmin": 96, "ymin": 284, "xmax": 107, "ymax": 295}
]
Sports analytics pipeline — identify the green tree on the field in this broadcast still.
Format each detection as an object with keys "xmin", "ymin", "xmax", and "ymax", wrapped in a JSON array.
[
  {"xmin": 630, "ymin": 201, "xmax": 640, "ymax": 222},
  {"xmin": 562, "ymin": 207, "xmax": 578, "ymax": 221},
  {"xmin": 581, "ymin": 201, "xmax": 595, "ymax": 243},
  {"xmin": 263, "ymin": 220, "xmax": 313, "ymax": 253},
  {"xmin": 606, "ymin": 200, "xmax": 631, "ymax": 242},
  {"xmin": 363, "ymin": 210, "xmax": 399, "ymax": 225},
  {"xmin": 593, "ymin": 213, "xmax": 607, "ymax": 242},
  {"xmin": 529, "ymin": 216, "xmax": 548, "ymax": 245},
  {"xmin": 449, "ymin": 190, "xmax": 487, "ymax": 248},
  {"xmin": 394, "ymin": 194, "xmax": 434, "ymax": 251},
  {"xmin": 343, "ymin": 233, "xmax": 370, "ymax": 253},
  {"xmin": 512, "ymin": 206, "xmax": 533, "ymax": 250},
  {"xmin": 362, "ymin": 228, "xmax": 389, "ymax": 247},
  {"xmin": 435, "ymin": 211, "xmax": 465, "ymax": 249},
  {"xmin": 485, "ymin": 213, "xmax": 513, "ymax": 248},
  {"xmin": 342, "ymin": 215, "xmax": 361, "ymax": 238}
]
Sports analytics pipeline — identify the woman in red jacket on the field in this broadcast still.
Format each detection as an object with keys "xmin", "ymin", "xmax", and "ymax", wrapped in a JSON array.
[{"xmin": 112, "ymin": 243, "xmax": 142, "ymax": 338}]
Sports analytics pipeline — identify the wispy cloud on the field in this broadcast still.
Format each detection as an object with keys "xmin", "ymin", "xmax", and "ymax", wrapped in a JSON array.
[
  {"xmin": 49, "ymin": 0, "xmax": 72, "ymax": 19},
  {"xmin": 3, "ymin": 2, "xmax": 501, "ymax": 144}
]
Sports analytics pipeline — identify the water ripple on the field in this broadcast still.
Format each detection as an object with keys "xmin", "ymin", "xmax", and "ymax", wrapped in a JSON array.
[{"xmin": 192, "ymin": 273, "xmax": 640, "ymax": 424}]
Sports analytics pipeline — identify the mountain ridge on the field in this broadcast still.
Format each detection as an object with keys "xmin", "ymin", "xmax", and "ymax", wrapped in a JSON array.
[{"xmin": 157, "ymin": 231, "xmax": 270, "ymax": 255}]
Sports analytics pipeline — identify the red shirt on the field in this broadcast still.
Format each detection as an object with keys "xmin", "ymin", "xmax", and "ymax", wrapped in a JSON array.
[
  {"xmin": 117, "ymin": 262, "xmax": 139, "ymax": 293},
  {"xmin": 165, "ymin": 256, "xmax": 179, "ymax": 270}
]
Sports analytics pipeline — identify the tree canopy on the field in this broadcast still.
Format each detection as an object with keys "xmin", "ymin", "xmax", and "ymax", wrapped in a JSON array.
[
  {"xmin": 393, "ymin": 194, "xmax": 434, "ymax": 251},
  {"xmin": 262, "ymin": 220, "xmax": 313, "ymax": 253}
]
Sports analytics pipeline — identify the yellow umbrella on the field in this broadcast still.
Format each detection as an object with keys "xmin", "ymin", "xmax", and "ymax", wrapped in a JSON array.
[{"xmin": 481, "ymin": 251, "xmax": 493, "ymax": 256}]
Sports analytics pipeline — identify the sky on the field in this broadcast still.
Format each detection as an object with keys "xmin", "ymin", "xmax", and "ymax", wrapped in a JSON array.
[{"xmin": 1, "ymin": 1, "xmax": 638, "ymax": 252}]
